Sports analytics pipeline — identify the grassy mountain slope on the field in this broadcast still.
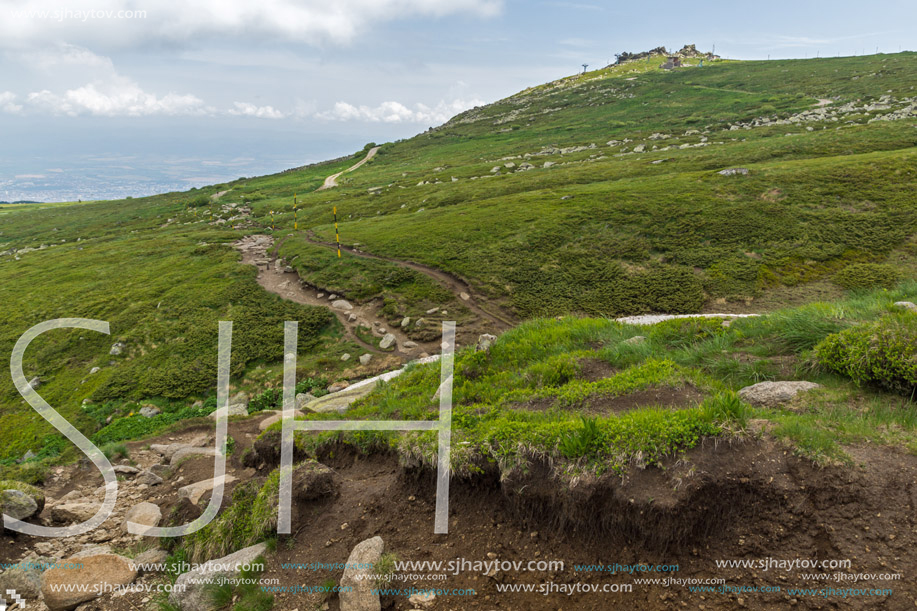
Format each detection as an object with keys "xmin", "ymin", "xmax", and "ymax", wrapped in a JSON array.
[{"xmin": 1, "ymin": 52, "xmax": 916, "ymax": 466}]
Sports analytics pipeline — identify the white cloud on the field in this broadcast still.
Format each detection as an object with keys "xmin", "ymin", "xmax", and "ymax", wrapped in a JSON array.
[
  {"xmin": 316, "ymin": 98, "xmax": 485, "ymax": 124},
  {"xmin": 227, "ymin": 102, "xmax": 285, "ymax": 119},
  {"xmin": 20, "ymin": 43, "xmax": 114, "ymax": 70},
  {"xmin": 0, "ymin": 0, "xmax": 503, "ymax": 49},
  {"xmin": 25, "ymin": 76, "xmax": 208, "ymax": 117},
  {"xmin": 0, "ymin": 91, "xmax": 23, "ymax": 113}
]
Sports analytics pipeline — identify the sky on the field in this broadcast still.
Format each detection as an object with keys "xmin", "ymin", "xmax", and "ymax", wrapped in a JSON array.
[{"xmin": 1, "ymin": 0, "xmax": 915, "ymax": 201}]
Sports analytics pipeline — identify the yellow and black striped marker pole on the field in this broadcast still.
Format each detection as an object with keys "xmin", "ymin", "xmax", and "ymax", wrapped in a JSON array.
[
  {"xmin": 270, "ymin": 210, "xmax": 275, "ymax": 231},
  {"xmin": 334, "ymin": 206, "xmax": 341, "ymax": 258}
]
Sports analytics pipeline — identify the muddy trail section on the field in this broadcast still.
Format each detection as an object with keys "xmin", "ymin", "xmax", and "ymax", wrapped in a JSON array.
[
  {"xmin": 235, "ymin": 234, "xmax": 437, "ymax": 359},
  {"xmin": 7, "ymin": 415, "xmax": 917, "ymax": 611},
  {"xmin": 303, "ymin": 230, "xmax": 516, "ymax": 331}
]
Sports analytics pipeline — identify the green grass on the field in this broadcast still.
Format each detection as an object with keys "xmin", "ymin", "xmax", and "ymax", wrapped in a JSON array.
[
  {"xmin": 257, "ymin": 282, "xmax": 917, "ymax": 475},
  {"xmin": 1, "ymin": 52, "xmax": 916, "ymax": 470}
]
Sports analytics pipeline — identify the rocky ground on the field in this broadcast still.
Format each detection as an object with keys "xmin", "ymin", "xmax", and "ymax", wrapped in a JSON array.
[{"xmin": 3, "ymin": 371, "xmax": 917, "ymax": 610}]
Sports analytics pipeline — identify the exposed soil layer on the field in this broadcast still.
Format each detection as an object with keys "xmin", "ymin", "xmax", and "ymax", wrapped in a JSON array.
[{"xmin": 5, "ymin": 413, "xmax": 917, "ymax": 610}]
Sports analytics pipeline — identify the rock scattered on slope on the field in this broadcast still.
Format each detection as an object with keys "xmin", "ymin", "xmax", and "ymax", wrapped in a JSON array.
[
  {"xmin": 340, "ymin": 536, "xmax": 384, "ymax": 611},
  {"xmin": 178, "ymin": 475, "xmax": 237, "ymax": 506},
  {"xmin": 0, "ymin": 489, "xmax": 39, "ymax": 520},
  {"xmin": 379, "ymin": 333, "xmax": 396, "ymax": 350},
  {"xmin": 122, "ymin": 502, "xmax": 162, "ymax": 535},
  {"xmin": 41, "ymin": 553, "xmax": 137, "ymax": 611},
  {"xmin": 738, "ymin": 381, "xmax": 821, "ymax": 409},
  {"xmin": 169, "ymin": 543, "xmax": 267, "ymax": 611}
]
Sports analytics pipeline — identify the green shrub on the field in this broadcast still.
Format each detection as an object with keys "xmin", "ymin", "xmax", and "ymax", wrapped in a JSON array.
[
  {"xmin": 816, "ymin": 314, "xmax": 917, "ymax": 397},
  {"xmin": 833, "ymin": 263, "xmax": 900, "ymax": 290},
  {"xmin": 100, "ymin": 442, "xmax": 130, "ymax": 461},
  {"xmin": 559, "ymin": 416, "xmax": 602, "ymax": 458},
  {"xmin": 637, "ymin": 266, "xmax": 706, "ymax": 313}
]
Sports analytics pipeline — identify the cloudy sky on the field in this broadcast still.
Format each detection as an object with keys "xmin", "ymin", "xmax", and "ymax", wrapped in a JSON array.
[{"xmin": 1, "ymin": 0, "xmax": 915, "ymax": 201}]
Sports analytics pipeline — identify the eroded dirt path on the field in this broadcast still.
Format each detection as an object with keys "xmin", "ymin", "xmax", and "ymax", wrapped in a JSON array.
[
  {"xmin": 235, "ymin": 234, "xmax": 438, "ymax": 358},
  {"xmin": 317, "ymin": 146, "xmax": 381, "ymax": 191},
  {"xmin": 304, "ymin": 231, "xmax": 516, "ymax": 331}
]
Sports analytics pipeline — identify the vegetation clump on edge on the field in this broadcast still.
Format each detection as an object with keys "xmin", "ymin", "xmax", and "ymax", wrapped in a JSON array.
[{"xmin": 816, "ymin": 312, "xmax": 917, "ymax": 397}]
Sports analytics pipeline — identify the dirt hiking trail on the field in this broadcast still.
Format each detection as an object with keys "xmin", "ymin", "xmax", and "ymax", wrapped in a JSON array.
[{"xmin": 317, "ymin": 146, "xmax": 381, "ymax": 191}]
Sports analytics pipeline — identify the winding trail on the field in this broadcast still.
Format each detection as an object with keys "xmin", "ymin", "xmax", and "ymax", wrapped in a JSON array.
[
  {"xmin": 235, "ymin": 235, "xmax": 436, "ymax": 359},
  {"xmin": 317, "ymin": 146, "xmax": 381, "ymax": 191},
  {"xmin": 303, "ymin": 230, "xmax": 516, "ymax": 331}
]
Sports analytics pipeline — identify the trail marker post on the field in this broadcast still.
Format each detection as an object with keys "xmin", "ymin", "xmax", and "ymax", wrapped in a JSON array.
[{"xmin": 334, "ymin": 206, "xmax": 341, "ymax": 258}]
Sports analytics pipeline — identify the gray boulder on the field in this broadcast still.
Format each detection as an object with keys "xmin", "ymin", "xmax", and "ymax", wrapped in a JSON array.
[
  {"xmin": 0, "ymin": 563, "xmax": 43, "ymax": 598},
  {"xmin": 140, "ymin": 405, "xmax": 161, "ymax": 418},
  {"xmin": 1, "ymin": 489, "xmax": 39, "ymax": 520},
  {"xmin": 379, "ymin": 333, "xmax": 396, "ymax": 350},
  {"xmin": 340, "ymin": 536, "xmax": 384, "ymax": 611},
  {"xmin": 42, "ymin": 554, "xmax": 137, "ymax": 611},
  {"xmin": 109, "ymin": 342, "xmax": 125, "ymax": 356},
  {"xmin": 738, "ymin": 381, "xmax": 821, "ymax": 409},
  {"xmin": 122, "ymin": 502, "xmax": 162, "ymax": 535},
  {"xmin": 359, "ymin": 354, "xmax": 373, "ymax": 365},
  {"xmin": 169, "ymin": 543, "xmax": 267, "ymax": 611},
  {"xmin": 332, "ymin": 299, "xmax": 354, "ymax": 311},
  {"xmin": 136, "ymin": 470, "xmax": 163, "ymax": 486},
  {"xmin": 893, "ymin": 301, "xmax": 917, "ymax": 312},
  {"xmin": 476, "ymin": 334, "xmax": 497, "ymax": 351}
]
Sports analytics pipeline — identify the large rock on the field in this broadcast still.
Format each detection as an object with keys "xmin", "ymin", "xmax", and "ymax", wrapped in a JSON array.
[
  {"xmin": 41, "ymin": 554, "xmax": 138, "ymax": 611},
  {"xmin": 379, "ymin": 333, "xmax": 396, "ymax": 350},
  {"xmin": 208, "ymin": 403, "xmax": 248, "ymax": 419},
  {"xmin": 151, "ymin": 436, "xmax": 209, "ymax": 461},
  {"xmin": 259, "ymin": 410, "xmax": 305, "ymax": 431},
  {"xmin": 359, "ymin": 354, "xmax": 373, "ymax": 365},
  {"xmin": 1, "ymin": 489, "xmax": 39, "ymax": 520},
  {"xmin": 122, "ymin": 502, "xmax": 162, "ymax": 534},
  {"xmin": 169, "ymin": 543, "xmax": 267, "ymax": 611},
  {"xmin": 0, "ymin": 563, "xmax": 42, "ymax": 599},
  {"xmin": 738, "ymin": 381, "xmax": 821, "ymax": 409},
  {"xmin": 893, "ymin": 301, "xmax": 917, "ymax": 312},
  {"xmin": 139, "ymin": 405, "xmax": 161, "ymax": 418},
  {"xmin": 303, "ymin": 385, "xmax": 375, "ymax": 414},
  {"xmin": 109, "ymin": 342, "xmax": 125, "ymax": 356},
  {"xmin": 340, "ymin": 536, "xmax": 384, "ymax": 611},
  {"xmin": 295, "ymin": 392, "xmax": 316, "ymax": 409},
  {"xmin": 332, "ymin": 299, "xmax": 354, "ymax": 311},
  {"xmin": 178, "ymin": 475, "xmax": 237, "ymax": 505},
  {"xmin": 170, "ymin": 446, "xmax": 218, "ymax": 467},
  {"xmin": 51, "ymin": 502, "xmax": 100, "ymax": 523}
]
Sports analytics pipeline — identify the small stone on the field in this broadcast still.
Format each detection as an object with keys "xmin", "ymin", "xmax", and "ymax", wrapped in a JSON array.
[
  {"xmin": 401, "ymin": 317, "xmax": 411, "ymax": 328},
  {"xmin": 123, "ymin": 502, "xmax": 162, "ymax": 535},
  {"xmin": 341, "ymin": 353, "xmax": 351, "ymax": 361},
  {"xmin": 136, "ymin": 470, "xmax": 163, "ymax": 486},
  {"xmin": 328, "ymin": 381, "xmax": 350, "ymax": 393},
  {"xmin": 359, "ymin": 354, "xmax": 373, "ymax": 365},
  {"xmin": 623, "ymin": 335, "xmax": 646, "ymax": 345},
  {"xmin": 379, "ymin": 333, "xmax": 396, "ymax": 350}
]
